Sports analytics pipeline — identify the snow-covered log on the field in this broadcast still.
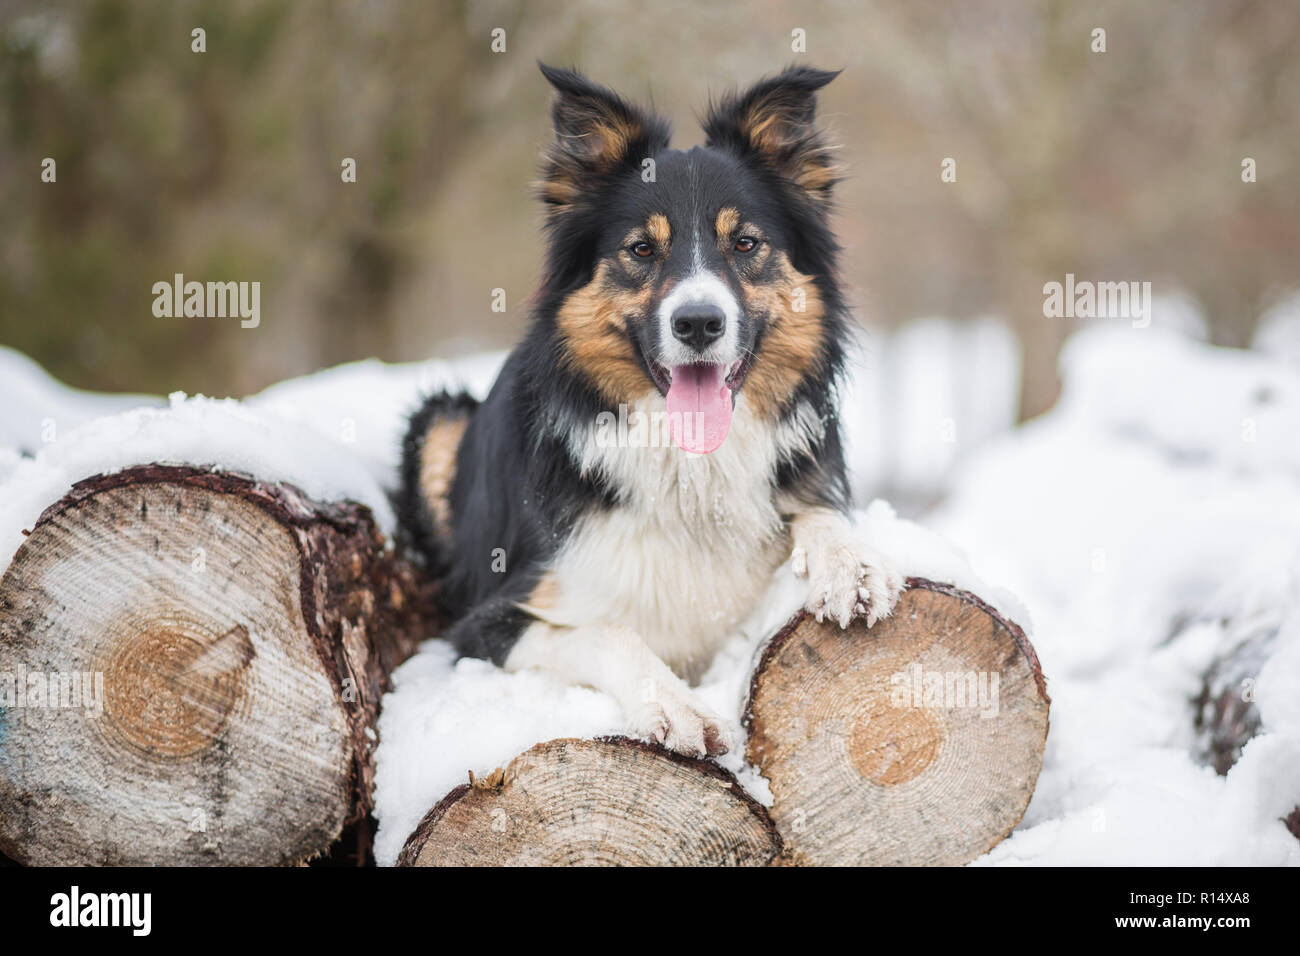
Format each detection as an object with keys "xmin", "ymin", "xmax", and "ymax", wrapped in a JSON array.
[
  {"xmin": 0, "ymin": 464, "xmax": 436, "ymax": 866},
  {"xmin": 397, "ymin": 579, "xmax": 1048, "ymax": 866},
  {"xmin": 746, "ymin": 579, "xmax": 1049, "ymax": 865},
  {"xmin": 1194, "ymin": 630, "xmax": 1300, "ymax": 840},
  {"xmin": 1194, "ymin": 629, "xmax": 1276, "ymax": 776},
  {"xmin": 397, "ymin": 737, "xmax": 782, "ymax": 866}
]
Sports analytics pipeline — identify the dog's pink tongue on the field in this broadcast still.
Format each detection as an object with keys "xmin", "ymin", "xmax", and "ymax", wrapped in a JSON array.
[{"xmin": 666, "ymin": 363, "xmax": 732, "ymax": 453}]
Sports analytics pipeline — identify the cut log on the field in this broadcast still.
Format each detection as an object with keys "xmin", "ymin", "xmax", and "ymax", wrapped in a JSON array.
[
  {"xmin": 0, "ymin": 464, "xmax": 436, "ymax": 866},
  {"xmin": 399, "ymin": 579, "xmax": 1048, "ymax": 867},
  {"xmin": 1192, "ymin": 626, "xmax": 1300, "ymax": 840},
  {"xmin": 745, "ymin": 578, "xmax": 1049, "ymax": 866},
  {"xmin": 397, "ymin": 737, "xmax": 781, "ymax": 866},
  {"xmin": 1193, "ymin": 627, "xmax": 1276, "ymax": 775}
]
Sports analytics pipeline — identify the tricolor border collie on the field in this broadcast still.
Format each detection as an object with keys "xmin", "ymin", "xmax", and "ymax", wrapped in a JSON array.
[{"xmin": 399, "ymin": 64, "xmax": 903, "ymax": 756}]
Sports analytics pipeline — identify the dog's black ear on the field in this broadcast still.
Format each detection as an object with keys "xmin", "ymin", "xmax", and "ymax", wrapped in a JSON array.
[
  {"xmin": 702, "ymin": 66, "xmax": 840, "ymax": 203},
  {"xmin": 536, "ymin": 64, "xmax": 670, "ymax": 216}
]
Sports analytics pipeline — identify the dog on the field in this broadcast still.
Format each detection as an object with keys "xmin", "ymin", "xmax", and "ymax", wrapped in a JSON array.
[{"xmin": 399, "ymin": 64, "xmax": 904, "ymax": 757}]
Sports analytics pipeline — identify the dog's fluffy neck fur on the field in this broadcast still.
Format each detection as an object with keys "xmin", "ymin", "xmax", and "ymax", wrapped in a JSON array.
[{"xmin": 533, "ymin": 391, "xmax": 823, "ymax": 678}]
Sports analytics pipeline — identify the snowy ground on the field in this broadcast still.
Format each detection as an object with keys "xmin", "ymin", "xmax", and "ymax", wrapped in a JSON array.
[
  {"xmin": 933, "ymin": 326, "xmax": 1300, "ymax": 865},
  {"xmin": 0, "ymin": 320, "xmax": 1296, "ymax": 866}
]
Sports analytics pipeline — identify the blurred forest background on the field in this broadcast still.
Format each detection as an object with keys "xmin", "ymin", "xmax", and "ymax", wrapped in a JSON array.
[{"xmin": 1, "ymin": 0, "xmax": 1297, "ymax": 422}]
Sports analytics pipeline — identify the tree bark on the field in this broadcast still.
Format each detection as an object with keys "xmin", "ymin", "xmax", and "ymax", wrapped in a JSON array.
[
  {"xmin": 746, "ymin": 578, "xmax": 1050, "ymax": 865},
  {"xmin": 1193, "ymin": 627, "xmax": 1300, "ymax": 840},
  {"xmin": 397, "ymin": 737, "xmax": 782, "ymax": 866},
  {"xmin": 0, "ymin": 465, "xmax": 436, "ymax": 866}
]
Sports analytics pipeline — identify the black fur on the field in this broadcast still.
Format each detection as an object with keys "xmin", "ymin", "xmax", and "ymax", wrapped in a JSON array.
[
  {"xmin": 400, "ymin": 64, "xmax": 853, "ymax": 665},
  {"xmin": 395, "ymin": 389, "xmax": 478, "ymax": 573}
]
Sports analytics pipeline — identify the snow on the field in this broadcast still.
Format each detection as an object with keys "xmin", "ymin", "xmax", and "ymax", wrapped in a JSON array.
[
  {"xmin": 0, "ymin": 346, "xmax": 164, "ymax": 456},
  {"xmin": 933, "ymin": 325, "xmax": 1300, "ymax": 865},
  {"xmin": 1254, "ymin": 292, "xmax": 1300, "ymax": 368},
  {"xmin": 370, "ymin": 498, "xmax": 1008, "ymax": 866},
  {"xmin": 0, "ymin": 346, "xmax": 504, "ymax": 558},
  {"xmin": 840, "ymin": 317, "xmax": 1021, "ymax": 509},
  {"xmin": 0, "ymin": 392, "xmax": 400, "ymax": 556},
  {"xmin": 2, "ymin": 320, "xmax": 1297, "ymax": 867},
  {"xmin": 246, "ymin": 353, "xmax": 503, "ymax": 489}
]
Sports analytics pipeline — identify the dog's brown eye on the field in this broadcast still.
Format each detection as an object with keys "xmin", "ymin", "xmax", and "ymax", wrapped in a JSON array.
[
  {"xmin": 734, "ymin": 237, "xmax": 758, "ymax": 253},
  {"xmin": 630, "ymin": 241, "xmax": 654, "ymax": 258}
]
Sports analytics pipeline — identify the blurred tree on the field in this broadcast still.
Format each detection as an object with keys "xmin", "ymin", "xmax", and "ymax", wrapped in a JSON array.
[
  {"xmin": 0, "ymin": 0, "xmax": 498, "ymax": 394},
  {"xmin": 849, "ymin": 0, "xmax": 1300, "ymax": 418},
  {"xmin": 1, "ymin": 0, "xmax": 1295, "ymax": 417}
]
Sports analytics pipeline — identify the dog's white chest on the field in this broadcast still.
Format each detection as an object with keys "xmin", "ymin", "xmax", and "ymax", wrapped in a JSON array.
[{"xmin": 546, "ymin": 399, "xmax": 799, "ymax": 677}]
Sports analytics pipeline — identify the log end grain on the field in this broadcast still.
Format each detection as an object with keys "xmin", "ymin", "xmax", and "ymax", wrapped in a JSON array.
[
  {"xmin": 397, "ymin": 737, "xmax": 781, "ymax": 867},
  {"xmin": 745, "ymin": 578, "xmax": 1050, "ymax": 866}
]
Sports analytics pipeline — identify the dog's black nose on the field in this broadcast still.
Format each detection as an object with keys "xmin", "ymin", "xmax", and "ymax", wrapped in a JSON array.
[{"xmin": 671, "ymin": 304, "xmax": 726, "ymax": 351}]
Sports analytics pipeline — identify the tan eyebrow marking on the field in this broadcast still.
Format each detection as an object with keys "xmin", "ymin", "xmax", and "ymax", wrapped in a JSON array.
[
  {"xmin": 647, "ymin": 213, "xmax": 671, "ymax": 246},
  {"xmin": 715, "ymin": 206, "xmax": 740, "ymax": 238}
]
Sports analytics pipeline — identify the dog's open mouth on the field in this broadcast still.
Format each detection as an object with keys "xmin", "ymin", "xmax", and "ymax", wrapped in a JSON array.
[{"xmin": 650, "ymin": 359, "xmax": 748, "ymax": 454}]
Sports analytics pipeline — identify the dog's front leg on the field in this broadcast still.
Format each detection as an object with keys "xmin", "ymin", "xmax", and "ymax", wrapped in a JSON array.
[
  {"xmin": 505, "ymin": 621, "xmax": 731, "ymax": 757},
  {"xmin": 789, "ymin": 507, "xmax": 905, "ymax": 628}
]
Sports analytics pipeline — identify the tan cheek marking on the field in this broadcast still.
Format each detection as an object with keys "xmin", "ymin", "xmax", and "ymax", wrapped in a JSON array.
[
  {"xmin": 556, "ymin": 264, "xmax": 654, "ymax": 406},
  {"xmin": 715, "ymin": 207, "xmax": 740, "ymax": 238},
  {"xmin": 742, "ymin": 252, "xmax": 826, "ymax": 420},
  {"xmin": 647, "ymin": 213, "xmax": 671, "ymax": 246},
  {"xmin": 419, "ymin": 416, "xmax": 471, "ymax": 538}
]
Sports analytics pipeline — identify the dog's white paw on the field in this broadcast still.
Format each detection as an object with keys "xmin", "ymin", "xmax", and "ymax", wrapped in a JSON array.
[
  {"xmin": 792, "ymin": 537, "xmax": 905, "ymax": 629},
  {"xmin": 628, "ymin": 684, "xmax": 731, "ymax": 758}
]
